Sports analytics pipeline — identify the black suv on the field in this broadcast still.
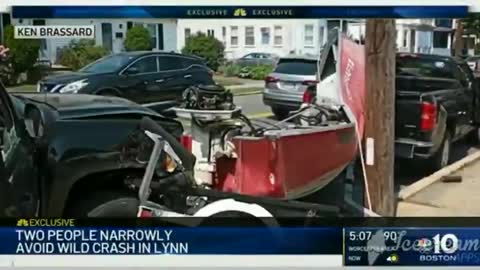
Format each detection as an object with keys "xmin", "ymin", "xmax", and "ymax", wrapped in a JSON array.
[{"xmin": 38, "ymin": 51, "xmax": 214, "ymax": 113}]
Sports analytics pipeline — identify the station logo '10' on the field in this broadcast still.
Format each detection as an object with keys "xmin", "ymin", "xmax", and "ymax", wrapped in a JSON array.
[{"xmin": 419, "ymin": 234, "xmax": 459, "ymax": 262}]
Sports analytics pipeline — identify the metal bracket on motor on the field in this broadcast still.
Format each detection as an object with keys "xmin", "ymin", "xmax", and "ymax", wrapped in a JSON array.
[
  {"xmin": 174, "ymin": 107, "xmax": 242, "ymax": 121},
  {"xmin": 138, "ymin": 130, "xmax": 165, "ymax": 204},
  {"xmin": 173, "ymin": 107, "xmax": 242, "ymax": 187}
]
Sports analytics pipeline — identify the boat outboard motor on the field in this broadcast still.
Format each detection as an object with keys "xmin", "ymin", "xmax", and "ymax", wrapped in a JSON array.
[
  {"xmin": 174, "ymin": 84, "xmax": 243, "ymax": 187},
  {"xmin": 180, "ymin": 84, "xmax": 235, "ymax": 111}
]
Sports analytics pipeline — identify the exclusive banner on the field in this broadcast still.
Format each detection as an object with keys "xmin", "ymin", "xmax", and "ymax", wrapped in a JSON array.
[
  {"xmin": 11, "ymin": 6, "xmax": 468, "ymax": 19},
  {"xmin": 0, "ymin": 227, "xmax": 341, "ymax": 255},
  {"xmin": 345, "ymin": 227, "xmax": 480, "ymax": 266}
]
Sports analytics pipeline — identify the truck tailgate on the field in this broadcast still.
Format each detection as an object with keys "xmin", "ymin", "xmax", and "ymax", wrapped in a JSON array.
[
  {"xmin": 395, "ymin": 76, "xmax": 458, "ymax": 140},
  {"xmin": 395, "ymin": 91, "xmax": 422, "ymax": 139}
]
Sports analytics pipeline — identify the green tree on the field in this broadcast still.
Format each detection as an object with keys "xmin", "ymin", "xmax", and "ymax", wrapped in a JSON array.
[
  {"xmin": 463, "ymin": 14, "xmax": 480, "ymax": 38},
  {"xmin": 462, "ymin": 15, "xmax": 480, "ymax": 54},
  {"xmin": 124, "ymin": 25, "xmax": 152, "ymax": 51},
  {"xmin": 57, "ymin": 39, "xmax": 108, "ymax": 70},
  {"xmin": 182, "ymin": 32, "xmax": 225, "ymax": 71},
  {"xmin": 3, "ymin": 25, "xmax": 40, "ymax": 76}
]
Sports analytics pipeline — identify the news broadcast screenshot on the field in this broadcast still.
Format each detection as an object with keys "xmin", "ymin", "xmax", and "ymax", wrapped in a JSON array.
[{"xmin": 0, "ymin": 0, "xmax": 480, "ymax": 268}]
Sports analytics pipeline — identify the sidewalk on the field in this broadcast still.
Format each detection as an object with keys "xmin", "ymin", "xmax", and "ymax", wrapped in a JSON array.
[
  {"xmin": 397, "ymin": 148, "xmax": 480, "ymax": 216},
  {"xmin": 228, "ymin": 81, "xmax": 265, "ymax": 90}
]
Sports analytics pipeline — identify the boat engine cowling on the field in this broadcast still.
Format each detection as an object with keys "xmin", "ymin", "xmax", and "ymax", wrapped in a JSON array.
[{"xmin": 180, "ymin": 84, "xmax": 235, "ymax": 111}]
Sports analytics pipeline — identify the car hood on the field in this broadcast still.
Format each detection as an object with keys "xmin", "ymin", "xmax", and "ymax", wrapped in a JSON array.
[
  {"xmin": 18, "ymin": 93, "xmax": 160, "ymax": 119},
  {"xmin": 41, "ymin": 72, "xmax": 92, "ymax": 84}
]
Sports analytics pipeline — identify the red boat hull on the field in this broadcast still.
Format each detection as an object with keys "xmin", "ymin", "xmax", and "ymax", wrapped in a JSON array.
[{"xmin": 215, "ymin": 124, "xmax": 357, "ymax": 199}]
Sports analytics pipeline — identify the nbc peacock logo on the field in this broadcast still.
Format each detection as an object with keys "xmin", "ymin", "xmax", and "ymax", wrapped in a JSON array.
[
  {"xmin": 233, "ymin": 8, "xmax": 247, "ymax": 17},
  {"xmin": 17, "ymin": 219, "xmax": 29, "ymax": 226}
]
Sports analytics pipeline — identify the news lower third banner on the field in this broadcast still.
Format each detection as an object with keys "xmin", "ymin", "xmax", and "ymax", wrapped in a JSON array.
[
  {"xmin": 344, "ymin": 227, "xmax": 480, "ymax": 266},
  {"xmin": 0, "ymin": 225, "xmax": 341, "ymax": 255},
  {"xmin": 11, "ymin": 6, "xmax": 468, "ymax": 19}
]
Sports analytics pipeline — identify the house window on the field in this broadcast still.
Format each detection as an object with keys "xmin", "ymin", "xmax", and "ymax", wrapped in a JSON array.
[
  {"xmin": 434, "ymin": 19, "xmax": 452, "ymax": 28},
  {"xmin": 260, "ymin": 27, "xmax": 270, "ymax": 45},
  {"xmin": 274, "ymin": 26, "xmax": 283, "ymax": 46},
  {"xmin": 245, "ymin": 26, "xmax": 255, "ymax": 46},
  {"xmin": 207, "ymin": 29, "xmax": 214, "ymax": 37},
  {"xmin": 402, "ymin": 30, "xmax": 409, "ymax": 47},
  {"xmin": 319, "ymin": 26, "xmax": 325, "ymax": 46},
  {"xmin": 304, "ymin": 24, "xmax": 314, "ymax": 46},
  {"xmin": 185, "ymin": 28, "xmax": 191, "ymax": 38},
  {"xmin": 146, "ymin": 24, "xmax": 157, "ymax": 50},
  {"xmin": 230, "ymin": 26, "xmax": 238, "ymax": 46},
  {"xmin": 433, "ymin": 31, "xmax": 449, "ymax": 48}
]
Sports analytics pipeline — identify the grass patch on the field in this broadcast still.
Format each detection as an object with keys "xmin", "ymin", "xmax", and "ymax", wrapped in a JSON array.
[
  {"xmin": 7, "ymin": 84, "xmax": 37, "ymax": 92},
  {"xmin": 213, "ymin": 75, "xmax": 244, "ymax": 86},
  {"xmin": 231, "ymin": 87, "xmax": 263, "ymax": 96}
]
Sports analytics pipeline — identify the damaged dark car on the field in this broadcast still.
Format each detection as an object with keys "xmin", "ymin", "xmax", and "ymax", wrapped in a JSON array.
[{"xmin": 0, "ymin": 82, "xmax": 184, "ymax": 218}]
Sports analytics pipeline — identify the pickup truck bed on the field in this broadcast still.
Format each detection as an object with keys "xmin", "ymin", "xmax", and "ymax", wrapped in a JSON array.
[{"xmin": 395, "ymin": 53, "xmax": 480, "ymax": 171}]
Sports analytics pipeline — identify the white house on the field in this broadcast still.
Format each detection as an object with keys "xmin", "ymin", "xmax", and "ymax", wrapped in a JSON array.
[
  {"xmin": 347, "ymin": 19, "xmax": 456, "ymax": 56},
  {"xmin": 177, "ymin": 19, "xmax": 340, "ymax": 59},
  {"xmin": 11, "ymin": 18, "xmax": 178, "ymax": 64},
  {"xmin": 463, "ymin": 33, "xmax": 480, "ymax": 56}
]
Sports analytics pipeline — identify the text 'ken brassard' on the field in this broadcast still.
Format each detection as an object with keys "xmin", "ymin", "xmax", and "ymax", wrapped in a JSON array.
[{"xmin": 14, "ymin": 26, "xmax": 95, "ymax": 39}]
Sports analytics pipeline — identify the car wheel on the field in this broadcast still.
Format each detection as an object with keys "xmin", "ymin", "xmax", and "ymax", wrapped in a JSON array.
[
  {"xmin": 429, "ymin": 132, "xmax": 452, "ymax": 172},
  {"xmin": 468, "ymin": 126, "xmax": 480, "ymax": 145},
  {"xmin": 271, "ymin": 108, "xmax": 289, "ymax": 120},
  {"xmin": 66, "ymin": 191, "xmax": 139, "ymax": 217}
]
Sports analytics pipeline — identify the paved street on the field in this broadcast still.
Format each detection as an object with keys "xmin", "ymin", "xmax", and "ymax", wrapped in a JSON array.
[{"xmin": 234, "ymin": 93, "xmax": 272, "ymax": 118}]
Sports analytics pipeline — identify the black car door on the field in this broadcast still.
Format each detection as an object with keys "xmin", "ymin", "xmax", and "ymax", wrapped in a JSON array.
[
  {"xmin": 451, "ymin": 62, "xmax": 475, "ymax": 135},
  {"xmin": 0, "ymin": 84, "xmax": 39, "ymax": 217},
  {"xmin": 458, "ymin": 62, "xmax": 480, "ymax": 125},
  {"xmin": 119, "ymin": 56, "xmax": 161, "ymax": 104},
  {"xmin": 149, "ymin": 56, "xmax": 192, "ymax": 106},
  {"xmin": 182, "ymin": 57, "xmax": 214, "ymax": 86}
]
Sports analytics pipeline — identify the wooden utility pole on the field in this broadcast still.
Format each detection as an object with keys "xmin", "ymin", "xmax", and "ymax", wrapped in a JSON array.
[
  {"xmin": 363, "ymin": 19, "xmax": 396, "ymax": 216},
  {"xmin": 453, "ymin": 19, "xmax": 464, "ymax": 57}
]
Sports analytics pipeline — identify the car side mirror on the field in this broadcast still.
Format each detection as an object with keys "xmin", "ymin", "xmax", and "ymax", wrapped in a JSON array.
[
  {"xmin": 124, "ymin": 67, "xmax": 140, "ymax": 76},
  {"xmin": 24, "ymin": 106, "xmax": 45, "ymax": 139}
]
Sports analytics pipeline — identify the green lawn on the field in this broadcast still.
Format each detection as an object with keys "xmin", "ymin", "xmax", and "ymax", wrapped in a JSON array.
[
  {"xmin": 7, "ymin": 84, "xmax": 37, "ymax": 93},
  {"xmin": 213, "ymin": 75, "xmax": 245, "ymax": 86}
]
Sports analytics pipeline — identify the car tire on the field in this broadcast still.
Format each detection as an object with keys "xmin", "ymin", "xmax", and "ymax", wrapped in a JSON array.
[
  {"xmin": 66, "ymin": 191, "xmax": 139, "ymax": 218},
  {"xmin": 271, "ymin": 108, "xmax": 289, "ymax": 120},
  {"xmin": 429, "ymin": 132, "xmax": 452, "ymax": 172},
  {"xmin": 468, "ymin": 126, "xmax": 480, "ymax": 145}
]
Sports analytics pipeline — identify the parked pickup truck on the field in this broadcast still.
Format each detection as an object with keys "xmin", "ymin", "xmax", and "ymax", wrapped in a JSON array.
[{"xmin": 395, "ymin": 53, "xmax": 480, "ymax": 170}]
